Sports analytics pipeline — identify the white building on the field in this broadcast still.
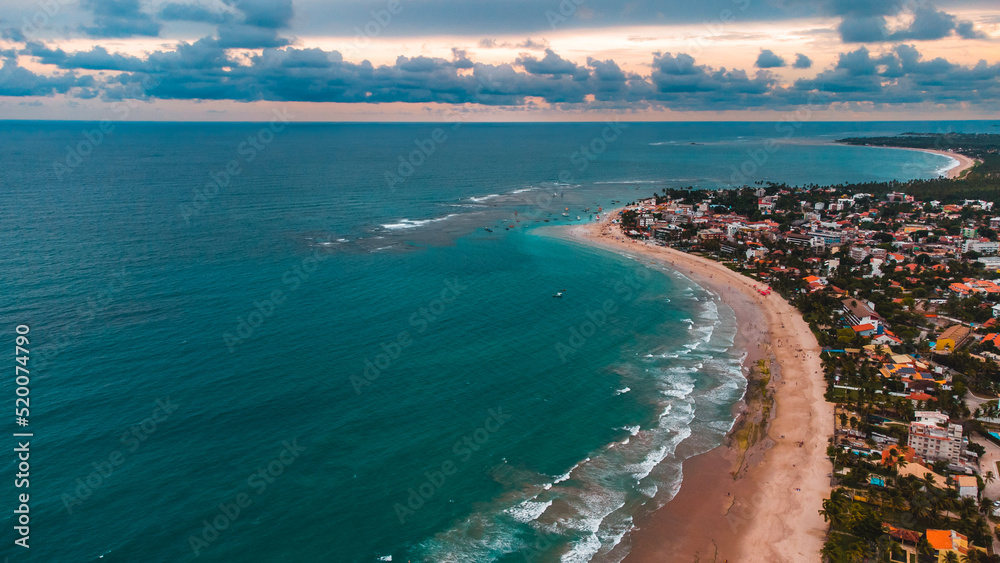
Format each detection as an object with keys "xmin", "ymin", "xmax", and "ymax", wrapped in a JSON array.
[
  {"xmin": 907, "ymin": 411, "xmax": 964, "ymax": 465},
  {"xmin": 963, "ymin": 239, "xmax": 1000, "ymax": 255},
  {"xmin": 957, "ymin": 475, "xmax": 978, "ymax": 499}
]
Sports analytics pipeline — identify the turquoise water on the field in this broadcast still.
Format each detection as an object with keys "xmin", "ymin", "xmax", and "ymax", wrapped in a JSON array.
[{"xmin": 0, "ymin": 121, "xmax": 991, "ymax": 562}]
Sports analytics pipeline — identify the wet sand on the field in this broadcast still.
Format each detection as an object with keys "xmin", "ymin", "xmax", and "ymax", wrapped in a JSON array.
[{"xmin": 562, "ymin": 216, "xmax": 833, "ymax": 562}]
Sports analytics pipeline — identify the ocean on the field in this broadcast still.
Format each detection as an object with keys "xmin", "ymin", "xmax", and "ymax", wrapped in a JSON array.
[{"xmin": 0, "ymin": 120, "xmax": 994, "ymax": 562}]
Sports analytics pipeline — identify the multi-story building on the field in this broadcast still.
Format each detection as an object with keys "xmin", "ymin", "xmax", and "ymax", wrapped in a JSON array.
[
  {"xmin": 842, "ymin": 298, "xmax": 883, "ymax": 329},
  {"xmin": 907, "ymin": 411, "xmax": 963, "ymax": 465},
  {"xmin": 962, "ymin": 239, "xmax": 1000, "ymax": 255},
  {"xmin": 807, "ymin": 229, "xmax": 844, "ymax": 245}
]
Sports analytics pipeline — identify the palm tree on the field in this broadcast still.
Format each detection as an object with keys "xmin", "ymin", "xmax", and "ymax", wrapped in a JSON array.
[
  {"xmin": 978, "ymin": 495, "xmax": 993, "ymax": 517},
  {"xmin": 946, "ymin": 551, "xmax": 961, "ymax": 563},
  {"xmin": 845, "ymin": 542, "xmax": 867, "ymax": 563},
  {"xmin": 821, "ymin": 539, "xmax": 845, "ymax": 563},
  {"xmin": 890, "ymin": 493, "xmax": 908, "ymax": 519},
  {"xmin": 820, "ymin": 493, "xmax": 848, "ymax": 527},
  {"xmin": 985, "ymin": 471, "xmax": 996, "ymax": 486}
]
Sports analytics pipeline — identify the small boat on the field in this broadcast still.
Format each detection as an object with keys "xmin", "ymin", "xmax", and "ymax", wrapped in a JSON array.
[
  {"xmin": 576, "ymin": 216, "xmax": 581, "ymax": 220},
  {"xmin": 562, "ymin": 213, "xmax": 569, "ymax": 216},
  {"xmin": 484, "ymin": 228, "xmax": 493, "ymax": 232},
  {"xmin": 553, "ymin": 292, "xmax": 563, "ymax": 298}
]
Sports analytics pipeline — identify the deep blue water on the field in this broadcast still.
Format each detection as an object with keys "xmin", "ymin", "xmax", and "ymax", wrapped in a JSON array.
[{"xmin": 0, "ymin": 120, "xmax": 995, "ymax": 562}]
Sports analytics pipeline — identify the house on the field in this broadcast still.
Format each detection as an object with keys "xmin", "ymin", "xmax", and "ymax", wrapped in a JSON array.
[
  {"xmin": 842, "ymin": 299, "xmax": 883, "ymax": 329},
  {"xmin": 871, "ymin": 327, "xmax": 902, "ymax": 346},
  {"xmin": 880, "ymin": 445, "xmax": 915, "ymax": 466},
  {"xmin": 925, "ymin": 529, "xmax": 983, "ymax": 562},
  {"xmin": 957, "ymin": 475, "xmax": 978, "ymax": 499},
  {"xmin": 935, "ymin": 325, "xmax": 972, "ymax": 352},
  {"xmin": 895, "ymin": 462, "xmax": 948, "ymax": 488},
  {"xmin": 882, "ymin": 524, "xmax": 921, "ymax": 547},
  {"xmin": 851, "ymin": 323, "xmax": 875, "ymax": 337}
]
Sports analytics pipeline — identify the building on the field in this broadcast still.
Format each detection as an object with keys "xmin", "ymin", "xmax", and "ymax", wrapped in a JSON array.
[
  {"xmin": 842, "ymin": 299, "xmax": 883, "ymax": 329},
  {"xmin": 784, "ymin": 233, "xmax": 813, "ymax": 246},
  {"xmin": 851, "ymin": 323, "xmax": 875, "ymax": 337},
  {"xmin": 978, "ymin": 256, "xmax": 1000, "ymax": 270},
  {"xmin": 697, "ymin": 228, "xmax": 726, "ymax": 241},
  {"xmin": 957, "ymin": 475, "xmax": 978, "ymax": 499},
  {"xmin": 907, "ymin": 411, "xmax": 963, "ymax": 465},
  {"xmin": 935, "ymin": 324, "xmax": 972, "ymax": 352},
  {"xmin": 807, "ymin": 229, "xmax": 843, "ymax": 245},
  {"xmin": 962, "ymin": 239, "xmax": 1000, "ymax": 255},
  {"xmin": 849, "ymin": 246, "xmax": 869, "ymax": 261},
  {"xmin": 925, "ymin": 529, "xmax": 982, "ymax": 562}
]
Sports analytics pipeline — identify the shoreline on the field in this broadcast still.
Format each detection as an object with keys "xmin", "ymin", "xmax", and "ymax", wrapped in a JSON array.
[
  {"xmin": 824, "ymin": 140, "xmax": 978, "ymax": 179},
  {"xmin": 853, "ymin": 145, "xmax": 978, "ymax": 179},
  {"xmin": 900, "ymin": 147, "xmax": 977, "ymax": 179},
  {"xmin": 560, "ymin": 216, "xmax": 833, "ymax": 562}
]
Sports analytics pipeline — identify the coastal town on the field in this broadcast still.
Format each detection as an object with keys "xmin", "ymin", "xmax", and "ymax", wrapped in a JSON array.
[{"xmin": 608, "ymin": 134, "xmax": 1000, "ymax": 562}]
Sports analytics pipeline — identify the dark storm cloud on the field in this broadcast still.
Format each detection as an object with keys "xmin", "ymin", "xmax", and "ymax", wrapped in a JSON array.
[
  {"xmin": 815, "ymin": 0, "xmax": 986, "ymax": 42},
  {"xmin": 158, "ymin": 2, "xmax": 229, "ymax": 24},
  {"xmin": 956, "ymin": 20, "xmax": 987, "ymax": 38},
  {"xmin": 755, "ymin": 49, "xmax": 787, "ymax": 68},
  {"xmin": 0, "ymin": 55, "xmax": 94, "ymax": 96},
  {"xmin": 517, "ymin": 49, "xmax": 589, "ymax": 80},
  {"xmin": 79, "ymin": 0, "xmax": 162, "ymax": 38},
  {"xmin": 791, "ymin": 44, "xmax": 1000, "ymax": 106},
  {"xmin": 9, "ymin": 27, "xmax": 1000, "ymax": 112}
]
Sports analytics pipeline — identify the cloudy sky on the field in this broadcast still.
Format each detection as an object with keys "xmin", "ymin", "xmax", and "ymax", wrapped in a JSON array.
[{"xmin": 0, "ymin": 0, "xmax": 998, "ymax": 120}]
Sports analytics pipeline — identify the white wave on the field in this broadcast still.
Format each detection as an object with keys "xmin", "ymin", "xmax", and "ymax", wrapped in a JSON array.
[
  {"xmin": 381, "ymin": 214, "xmax": 459, "ymax": 230},
  {"xmin": 505, "ymin": 499, "xmax": 553, "ymax": 523},
  {"xmin": 617, "ymin": 424, "xmax": 641, "ymax": 436},
  {"xmin": 554, "ymin": 457, "xmax": 590, "ymax": 484},
  {"xmin": 936, "ymin": 155, "xmax": 961, "ymax": 177},
  {"xmin": 510, "ymin": 187, "xmax": 537, "ymax": 194},
  {"xmin": 593, "ymin": 179, "xmax": 661, "ymax": 184},
  {"xmin": 376, "ymin": 556, "xmax": 392, "ymax": 562},
  {"xmin": 468, "ymin": 194, "xmax": 501, "ymax": 203}
]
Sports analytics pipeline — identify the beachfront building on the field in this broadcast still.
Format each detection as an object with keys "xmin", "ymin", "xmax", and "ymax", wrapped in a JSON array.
[
  {"xmin": 907, "ymin": 411, "xmax": 964, "ymax": 466},
  {"xmin": 842, "ymin": 298, "xmax": 883, "ymax": 329},
  {"xmin": 925, "ymin": 529, "xmax": 984, "ymax": 562}
]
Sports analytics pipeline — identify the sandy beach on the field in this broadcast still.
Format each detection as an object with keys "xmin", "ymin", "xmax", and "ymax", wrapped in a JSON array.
[
  {"xmin": 563, "ymin": 216, "xmax": 834, "ymax": 562},
  {"xmin": 879, "ymin": 146, "xmax": 978, "ymax": 179},
  {"xmin": 914, "ymin": 148, "xmax": 977, "ymax": 179}
]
